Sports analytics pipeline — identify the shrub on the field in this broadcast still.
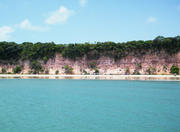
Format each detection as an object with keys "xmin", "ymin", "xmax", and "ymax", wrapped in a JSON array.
[
  {"xmin": 13, "ymin": 66, "xmax": 22, "ymax": 74},
  {"xmin": 136, "ymin": 63, "xmax": 142, "ymax": 69},
  {"xmin": 146, "ymin": 67, "xmax": 156, "ymax": 75},
  {"xmin": 170, "ymin": 65, "xmax": 179, "ymax": 75},
  {"xmin": 43, "ymin": 56, "xmax": 48, "ymax": 64},
  {"xmin": 163, "ymin": 65, "xmax": 168, "ymax": 72},
  {"xmin": 45, "ymin": 69, "xmax": 49, "ymax": 74},
  {"xmin": 146, "ymin": 68, "xmax": 151, "ymax": 75},
  {"xmin": 94, "ymin": 68, "xmax": 99, "ymax": 75},
  {"xmin": 30, "ymin": 61, "xmax": 43, "ymax": 74},
  {"xmin": 63, "ymin": 65, "xmax": 73, "ymax": 74},
  {"xmin": 1, "ymin": 68, "xmax": 6, "ymax": 74},
  {"xmin": 28, "ymin": 70, "xmax": 33, "ymax": 74},
  {"xmin": 125, "ymin": 68, "xmax": 130, "ymax": 75},
  {"xmin": 88, "ymin": 62, "xmax": 97, "ymax": 69},
  {"xmin": 83, "ymin": 70, "xmax": 88, "ymax": 75},
  {"xmin": 133, "ymin": 70, "xmax": 140, "ymax": 75},
  {"xmin": 55, "ymin": 70, "xmax": 59, "ymax": 75}
]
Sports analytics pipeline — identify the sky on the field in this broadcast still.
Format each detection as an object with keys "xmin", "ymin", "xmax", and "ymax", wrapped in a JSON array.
[{"xmin": 0, "ymin": 0, "xmax": 180, "ymax": 43}]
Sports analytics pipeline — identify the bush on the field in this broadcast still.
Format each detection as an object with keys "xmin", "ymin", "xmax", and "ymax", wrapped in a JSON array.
[
  {"xmin": 146, "ymin": 68, "xmax": 151, "ymax": 75},
  {"xmin": 43, "ymin": 56, "xmax": 48, "ymax": 64},
  {"xmin": 163, "ymin": 65, "xmax": 168, "ymax": 72},
  {"xmin": 170, "ymin": 65, "xmax": 179, "ymax": 75},
  {"xmin": 28, "ymin": 70, "xmax": 33, "ymax": 74},
  {"xmin": 94, "ymin": 68, "xmax": 99, "ymax": 75},
  {"xmin": 88, "ymin": 62, "xmax": 97, "ymax": 69},
  {"xmin": 136, "ymin": 63, "xmax": 142, "ymax": 69},
  {"xmin": 63, "ymin": 65, "xmax": 73, "ymax": 74},
  {"xmin": 55, "ymin": 70, "xmax": 59, "ymax": 75},
  {"xmin": 45, "ymin": 69, "xmax": 49, "ymax": 74},
  {"xmin": 1, "ymin": 68, "xmax": 6, "ymax": 74},
  {"xmin": 13, "ymin": 66, "xmax": 22, "ymax": 74},
  {"xmin": 30, "ymin": 61, "xmax": 43, "ymax": 74},
  {"xmin": 133, "ymin": 70, "xmax": 140, "ymax": 75},
  {"xmin": 83, "ymin": 70, "xmax": 88, "ymax": 75},
  {"xmin": 125, "ymin": 68, "xmax": 130, "ymax": 75},
  {"xmin": 146, "ymin": 67, "xmax": 156, "ymax": 75}
]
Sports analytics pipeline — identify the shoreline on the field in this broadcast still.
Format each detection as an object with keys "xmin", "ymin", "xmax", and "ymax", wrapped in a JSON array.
[{"xmin": 0, "ymin": 74, "xmax": 180, "ymax": 81}]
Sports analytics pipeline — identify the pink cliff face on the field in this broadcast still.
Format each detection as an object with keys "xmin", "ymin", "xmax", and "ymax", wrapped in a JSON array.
[{"xmin": 0, "ymin": 52, "xmax": 180, "ymax": 75}]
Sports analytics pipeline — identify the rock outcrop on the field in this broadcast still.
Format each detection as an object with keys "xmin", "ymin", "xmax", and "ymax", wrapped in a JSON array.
[{"xmin": 1, "ymin": 51, "xmax": 180, "ymax": 75}]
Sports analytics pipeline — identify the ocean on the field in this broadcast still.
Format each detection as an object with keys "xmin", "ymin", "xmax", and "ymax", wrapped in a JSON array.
[{"xmin": 0, "ymin": 79, "xmax": 180, "ymax": 132}]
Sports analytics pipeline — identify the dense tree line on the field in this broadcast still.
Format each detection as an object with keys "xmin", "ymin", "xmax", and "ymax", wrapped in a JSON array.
[{"xmin": 0, "ymin": 36, "xmax": 180, "ymax": 63}]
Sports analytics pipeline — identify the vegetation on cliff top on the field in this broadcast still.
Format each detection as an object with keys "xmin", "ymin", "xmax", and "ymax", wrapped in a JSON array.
[{"xmin": 0, "ymin": 36, "xmax": 180, "ymax": 63}]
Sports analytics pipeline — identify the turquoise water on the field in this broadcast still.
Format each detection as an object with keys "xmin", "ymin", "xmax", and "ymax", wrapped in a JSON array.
[{"xmin": 0, "ymin": 79, "xmax": 180, "ymax": 132}]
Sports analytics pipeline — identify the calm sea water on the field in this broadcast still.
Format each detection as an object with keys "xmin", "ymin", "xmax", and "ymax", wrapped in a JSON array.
[{"xmin": 0, "ymin": 79, "xmax": 180, "ymax": 132}]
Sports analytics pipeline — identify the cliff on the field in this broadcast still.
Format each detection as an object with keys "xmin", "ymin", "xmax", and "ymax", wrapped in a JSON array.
[
  {"xmin": 1, "ymin": 51, "xmax": 180, "ymax": 75},
  {"xmin": 0, "ymin": 36, "xmax": 180, "ymax": 75}
]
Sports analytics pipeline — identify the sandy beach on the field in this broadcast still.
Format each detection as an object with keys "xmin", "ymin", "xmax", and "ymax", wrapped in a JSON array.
[{"xmin": 0, "ymin": 74, "xmax": 180, "ymax": 81}]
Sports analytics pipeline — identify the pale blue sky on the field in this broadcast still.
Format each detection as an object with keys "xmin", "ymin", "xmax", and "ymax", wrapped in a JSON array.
[{"xmin": 0, "ymin": 0, "xmax": 180, "ymax": 43}]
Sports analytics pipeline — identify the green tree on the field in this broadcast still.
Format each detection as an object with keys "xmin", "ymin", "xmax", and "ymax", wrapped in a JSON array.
[
  {"xmin": 13, "ymin": 66, "xmax": 22, "ymax": 74},
  {"xmin": 170, "ymin": 65, "xmax": 179, "ymax": 75},
  {"xmin": 0, "ymin": 36, "xmax": 180, "ymax": 63},
  {"xmin": 1, "ymin": 68, "xmax": 6, "ymax": 74}
]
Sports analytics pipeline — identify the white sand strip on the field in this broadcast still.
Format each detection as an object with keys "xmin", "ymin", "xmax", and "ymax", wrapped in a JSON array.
[{"xmin": 0, "ymin": 74, "xmax": 180, "ymax": 80}]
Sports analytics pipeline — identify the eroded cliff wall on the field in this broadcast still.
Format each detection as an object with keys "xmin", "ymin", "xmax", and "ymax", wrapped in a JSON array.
[{"xmin": 1, "ymin": 51, "xmax": 180, "ymax": 75}]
